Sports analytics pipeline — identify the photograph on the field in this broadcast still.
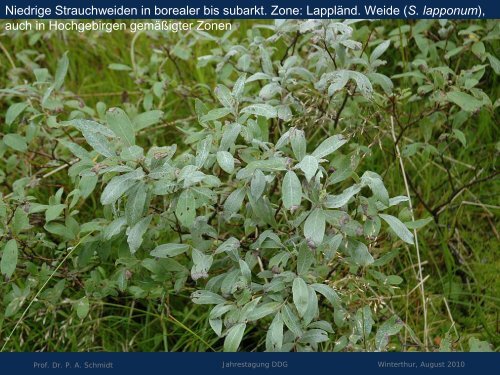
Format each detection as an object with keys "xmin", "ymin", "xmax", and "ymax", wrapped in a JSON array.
[{"xmin": 0, "ymin": 17, "xmax": 498, "ymax": 353}]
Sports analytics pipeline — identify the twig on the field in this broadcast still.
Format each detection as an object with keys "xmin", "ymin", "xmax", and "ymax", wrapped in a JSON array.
[
  {"xmin": 138, "ymin": 116, "xmax": 196, "ymax": 134},
  {"xmin": 130, "ymin": 31, "xmax": 141, "ymax": 75},
  {"xmin": 433, "ymin": 171, "xmax": 499, "ymax": 216},
  {"xmin": 1, "ymin": 231, "xmax": 95, "ymax": 352},
  {"xmin": 163, "ymin": 46, "xmax": 184, "ymax": 81},
  {"xmin": 280, "ymin": 31, "xmax": 300, "ymax": 66},
  {"xmin": 64, "ymin": 91, "xmax": 142, "ymax": 98},
  {"xmin": 460, "ymin": 201, "xmax": 499, "ymax": 211},
  {"xmin": 323, "ymin": 41, "xmax": 337, "ymax": 69},
  {"xmin": 439, "ymin": 153, "xmax": 456, "ymax": 192},
  {"xmin": 0, "ymin": 41, "xmax": 16, "ymax": 70},
  {"xmin": 404, "ymin": 171, "xmax": 438, "ymax": 223},
  {"xmin": 443, "ymin": 296, "xmax": 464, "ymax": 351},
  {"xmin": 333, "ymin": 90, "xmax": 351, "ymax": 129},
  {"xmin": 3, "ymin": 158, "xmax": 79, "ymax": 200},
  {"xmin": 391, "ymin": 116, "xmax": 429, "ymax": 351}
]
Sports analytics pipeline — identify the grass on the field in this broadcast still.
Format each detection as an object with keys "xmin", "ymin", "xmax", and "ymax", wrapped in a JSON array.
[{"xmin": 0, "ymin": 19, "xmax": 498, "ymax": 351}]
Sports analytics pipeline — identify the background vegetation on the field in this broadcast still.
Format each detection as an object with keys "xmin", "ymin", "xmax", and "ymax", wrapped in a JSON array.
[{"xmin": 0, "ymin": 19, "xmax": 498, "ymax": 352}]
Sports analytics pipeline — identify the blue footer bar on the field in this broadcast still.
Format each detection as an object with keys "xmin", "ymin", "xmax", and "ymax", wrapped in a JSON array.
[{"xmin": 1, "ymin": 353, "xmax": 498, "ymax": 374}]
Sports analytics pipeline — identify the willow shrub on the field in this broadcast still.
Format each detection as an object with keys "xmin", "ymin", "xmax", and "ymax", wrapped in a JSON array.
[{"xmin": 2, "ymin": 19, "xmax": 496, "ymax": 351}]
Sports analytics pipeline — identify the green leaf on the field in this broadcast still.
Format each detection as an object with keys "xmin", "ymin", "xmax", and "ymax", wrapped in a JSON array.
[
  {"xmin": 281, "ymin": 304, "xmax": 303, "ymax": 337},
  {"xmin": 259, "ymin": 45, "xmax": 274, "ymax": 75},
  {"xmin": 386, "ymin": 275, "xmax": 403, "ymax": 285},
  {"xmin": 120, "ymin": 146, "xmax": 144, "ymax": 161},
  {"xmin": 327, "ymin": 70, "xmax": 350, "ymax": 95},
  {"xmin": 232, "ymin": 74, "xmax": 246, "ymax": 100},
  {"xmin": 310, "ymin": 320, "xmax": 334, "ymax": 334},
  {"xmin": 45, "ymin": 204, "xmax": 66, "ymax": 223},
  {"xmin": 240, "ymin": 104, "xmax": 277, "ymax": 119},
  {"xmin": 375, "ymin": 315, "xmax": 404, "ymax": 351},
  {"xmin": 439, "ymin": 332, "xmax": 452, "ymax": 352},
  {"xmin": 250, "ymin": 169, "xmax": 266, "ymax": 199},
  {"xmin": 471, "ymin": 42, "xmax": 485, "ymax": 59},
  {"xmin": 361, "ymin": 171, "xmax": 389, "ymax": 205},
  {"xmin": 379, "ymin": 214, "xmax": 414, "ymax": 245},
  {"xmin": 333, "ymin": 336, "xmax": 349, "ymax": 353},
  {"xmin": 292, "ymin": 277, "xmax": 309, "ymax": 318},
  {"xmin": 247, "ymin": 302, "xmax": 281, "ymax": 321},
  {"xmin": 487, "ymin": 53, "xmax": 500, "ymax": 75},
  {"xmin": 215, "ymin": 84, "xmax": 235, "ymax": 111},
  {"xmin": 6, "ymin": 103, "xmax": 28, "ymax": 126},
  {"xmin": 101, "ymin": 169, "xmax": 145, "ymax": 205},
  {"xmin": 311, "ymin": 283, "xmax": 342, "ymax": 307},
  {"xmin": 1, "ymin": 239, "xmax": 18, "ymax": 279},
  {"xmin": 299, "ymin": 329, "xmax": 329, "ymax": 344},
  {"xmin": 3, "ymin": 134, "xmax": 28, "ymax": 152},
  {"xmin": 367, "ymin": 72, "xmax": 393, "ymax": 94},
  {"xmin": 469, "ymin": 337, "xmax": 493, "ymax": 352},
  {"xmin": 354, "ymin": 306, "xmax": 374, "ymax": 337},
  {"xmin": 133, "ymin": 110, "xmax": 163, "ymax": 130},
  {"xmin": 219, "ymin": 123, "xmax": 241, "ymax": 151},
  {"xmin": 373, "ymin": 249, "xmax": 400, "ymax": 267},
  {"xmin": 297, "ymin": 245, "xmax": 314, "ymax": 276},
  {"xmin": 302, "ymin": 286, "xmax": 319, "ymax": 326},
  {"xmin": 239, "ymin": 298, "xmax": 262, "ymax": 322},
  {"xmin": 265, "ymin": 312, "xmax": 284, "ymax": 352},
  {"xmin": 179, "ymin": 165, "xmax": 206, "ymax": 188},
  {"xmin": 108, "ymin": 63, "xmax": 132, "ymax": 71},
  {"xmin": 388, "ymin": 196, "xmax": 410, "ymax": 206},
  {"xmin": 195, "ymin": 135, "xmax": 213, "ymax": 168},
  {"xmin": 106, "ymin": 107, "xmax": 136, "ymax": 146},
  {"xmin": 125, "ymin": 182, "xmax": 148, "ymax": 226},
  {"xmin": 191, "ymin": 290, "xmax": 226, "ymax": 305},
  {"xmin": 81, "ymin": 129, "xmax": 115, "ymax": 158},
  {"xmin": 210, "ymin": 304, "xmax": 234, "ymax": 320},
  {"xmin": 223, "ymin": 187, "xmax": 246, "ymax": 214},
  {"xmin": 290, "ymin": 128, "xmax": 306, "ymax": 161},
  {"xmin": 350, "ymin": 71, "xmax": 373, "ymax": 97},
  {"xmin": 444, "ymin": 46, "xmax": 464, "ymax": 60},
  {"xmin": 12, "ymin": 208, "xmax": 30, "ymax": 235},
  {"xmin": 370, "ymin": 40, "xmax": 390, "ymax": 63},
  {"xmin": 54, "ymin": 51, "xmax": 69, "ymax": 90},
  {"xmin": 201, "ymin": 108, "xmax": 231, "ymax": 123},
  {"xmin": 172, "ymin": 44, "xmax": 190, "ymax": 60},
  {"xmin": 224, "ymin": 323, "xmax": 246, "ymax": 352},
  {"xmin": 103, "ymin": 217, "xmax": 127, "ymax": 240},
  {"xmin": 209, "ymin": 318, "xmax": 223, "ymax": 337},
  {"xmin": 275, "ymin": 130, "xmax": 291, "ymax": 149},
  {"xmin": 296, "ymin": 155, "xmax": 319, "ymax": 182},
  {"xmin": 446, "ymin": 91, "xmax": 483, "ymax": 112},
  {"xmin": 311, "ymin": 134, "xmax": 348, "ymax": 159},
  {"xmin": 282, "ymin": 170, "xmax": 302, "ymax": 210},
  {"xmin": 176, "ymin": 189, "xmax": 196, "ymax": 227},
  {"xmin": 324, "ymin": 184, "xmax": 362, "ymax": 209},
  {"xmin": 239, "ymin": 259, "xmax": 252, "ymax": 282},
  {"xmin": 75, "ymin": 296, "xmax": 90, "ymax": 319},
  {"xmin": 191, "ymin": 248, "xmax": 213, "ymax": 281},
  {"xmin": 304, "ymin": 208, "xmax": 326, "ymax": 245},
  {"xmin": 348, "ymin": 240, "xmax": 375, "ymax": 266},
  {"xmin": 216, "ymin": 151, "xmax": 235, "ymax": 174},
  {"xmin": 79, "ymin": 175, "xmax": 98, "ymax": 198},
  {"xmin": 237, "ymin": 158, "xmax": 287, "ymax": 179},
  {"xmin": 215, "ymin": 237, "xmax": 240, "ymax": 254},
  {"xmin": 404, "ymin": 217, "xmax": 433, "ymax": 230},
  {"xmin": 126, "ymin": 215, "xmax": 152, "ymax": 254},
  {"xmin": 151, "ymin": 243, "xmax": 189, "ymax": 258},
  {"xmin": 68, "ymin": 119, "xmax": 116, "ymax": 138},
  {"xmin": 452, "ymin": 128, "xmax": 467, "ymax": 147}
]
